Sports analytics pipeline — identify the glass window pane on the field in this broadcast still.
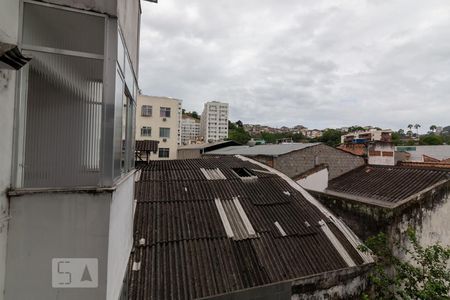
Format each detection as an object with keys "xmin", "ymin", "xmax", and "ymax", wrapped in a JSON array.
[
  {"xmin": 23, "ymin": 51, "xmax": 103, "ymax": 187},
  {"xmin": 23, "ymin": 2, "xmax": 105, "ymax": 54},
  {"xmin": 159, "ymin": 128, "xmax": 170, "ymax": 138},
  {"xmin": 114, "ymin": 71, "xmax": 124, "ymax": 179},
  {"xmin": 117, "ymin": 31, "xmax": 125, "ymax": 72}
]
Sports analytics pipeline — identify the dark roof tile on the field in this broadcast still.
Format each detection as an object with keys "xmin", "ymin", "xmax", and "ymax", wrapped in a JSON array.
[
  {"xmin": 127, "ymin": 157, "xmax": 371, "ymax": 299},
  {"xmin": 327, "ymin": 165, "xmax": 449, "ymax": 205}
]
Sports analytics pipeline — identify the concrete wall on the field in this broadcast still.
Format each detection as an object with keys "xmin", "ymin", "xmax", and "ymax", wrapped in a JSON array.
[
  {"xmin": 178, "ymin": 149, "xmax": 202, "ymax": 160},
  {"xmin": 291, "ymin": 267, "xmax": 370, "ymax": 300},
  {"xmin": 5, "ymin": 192, "xmax": 111, "ymax": 300},
  {"xmin": 136, "ymin": 95, "xmax": 182, "ymax": 160},
  {"xmin": 368, "ymin": 143, "xmax": 395, "ymax": 166},
  {"xmin": 297, "ymin": 168, "xmax": 328, "ymax": 192},
  {"xmin": 391, "ymin": 184, "xmax": 450, "ymax": 252},
  {"xmin": 41, "ymin": 0, "xmax": 117, "ymax": 16},
  {"xmin": 0, "ymin": 0, "xmax": 20, "ymax": 297},
  {"xmin": 274, "ymin": 144, "xmax": 365, "ymax": 180},
  {"xmin": 106, "ymin": 174, "xmax": 134, "ymax": 300},
  {"xmin": 314, "ymin": 182, "xmax": 450, "ymax": 250}
]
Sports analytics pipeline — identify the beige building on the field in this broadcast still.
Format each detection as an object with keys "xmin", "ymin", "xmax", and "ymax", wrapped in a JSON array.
[
  {"xmin": 200, "ymin": 101, "xmax": 229, "ymax": 143},
  {"xmin": 181, "ymin": 115, "xmax": 200, "ymax": 145},
  {"xmin": 136, "ymin": 95, "xmax": 182, "ymax": 160}
]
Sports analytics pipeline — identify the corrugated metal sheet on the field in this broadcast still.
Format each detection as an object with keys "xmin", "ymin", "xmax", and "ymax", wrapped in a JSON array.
[
  {"xmin": 127, "ymin": 157, "xmax": 369, "ymax": 299},
  {"xmin": 327, "ymin": 165, "xmax": 450, "ymax": 204},
  {"xmin": 205, "ymin": 143, "xmax": 321, "ymax": 156}
]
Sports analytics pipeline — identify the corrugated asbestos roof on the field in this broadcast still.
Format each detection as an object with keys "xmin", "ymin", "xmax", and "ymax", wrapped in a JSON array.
[
  {"xmin": 204, "ymin": 143, "xmax": 321, "ymax": 156},
  {"xmin": 126, "ymin": 156, "xmax": 370, "ymax": 300},
  {"xmin": 327, "ymin": 165, "xmax": 450, "ymax": 206}
]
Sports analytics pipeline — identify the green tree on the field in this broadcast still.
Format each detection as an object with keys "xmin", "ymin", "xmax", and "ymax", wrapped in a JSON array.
[
  {"xmin": 228, "ymin": 127, "xmax": 251, "ymax": 144},
  {"xmin": 191, "ymin": 111, "xmax": 199, "ymax": 119},
  {"xmin": 430, "ymin": 125, "xmax": 437, "ymax": 133},
  {"xmin": 348, "ymin": 125, "xmax": 365, "ymax": 132},
  {"xmin": 319, "ymin": 129, "xmax": 342, "ymax": 147},
  {"xmin": 391, "ymin": 132, "xmax": 402, "ymax": 146},
  {"xmin": 361, "ymin": 228, "xmax": 450, "ymax": 299},
  {"xmin": 228, "ymin": 120, "xmax": 237, "ymax": 130},
  {"xmin": 236, "ymin": 120, "xmax": 243, "ymax": 128},
  {"xmin": 398, "ymin": 129, "xmax": 405, "ymax": 136},
  {"xmin": 420, "ymin": 135, "xmax": 444, "ymax": 145},
  {"xmin": 414, "ymin": 124, "xmax": 421, "ymax": 136}
]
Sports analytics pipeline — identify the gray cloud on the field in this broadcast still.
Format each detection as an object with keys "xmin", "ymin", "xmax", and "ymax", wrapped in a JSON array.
[{"xmin": 139, "ymin": 0, "xmax": 450, "ymax": 131}]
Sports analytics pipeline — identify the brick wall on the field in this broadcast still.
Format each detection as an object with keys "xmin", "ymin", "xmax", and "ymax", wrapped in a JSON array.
[{"xmin": 273, "ymin": 144, "xmax": 365, "ymax": 180}]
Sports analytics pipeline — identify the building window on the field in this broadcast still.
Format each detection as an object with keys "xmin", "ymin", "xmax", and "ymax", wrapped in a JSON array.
[
  {"xmin": 160, "ymin": 107, "xmax": 171, "ymax": 118},
  {"xmin": 159, "ymin": 127, "xmax": 170, "ymax": 138},
  {"xmin": 158, "ymin": 148, "xmax": 170, "ymax": 158},
  {"xmin": 141, "ymin": 105, "xmax": 152, "ymax": 117},
  {"xmin": 141, "ymin": 126, "xmax": 151, "ymax": 136}
]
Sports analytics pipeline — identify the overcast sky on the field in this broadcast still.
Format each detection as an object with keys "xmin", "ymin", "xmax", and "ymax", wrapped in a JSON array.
[{"xmin": 139, "ymin": 0, "xmax": 450, "ymax": 131}]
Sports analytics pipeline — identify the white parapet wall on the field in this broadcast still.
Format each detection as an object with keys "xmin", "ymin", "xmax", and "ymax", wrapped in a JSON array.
[{"xmin": 296, "ymin": 168, "xmax": 329, "ymax": 193}]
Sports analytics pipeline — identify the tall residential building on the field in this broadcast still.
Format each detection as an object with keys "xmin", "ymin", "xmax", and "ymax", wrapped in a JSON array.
[
  {"xmin": 0, "ymin": 0, "xmax": 149, "ymax": 299},
  {"xmin": 200, "ymin": 101, "xmax": 229, "ymax": 143},
  {"xmin": 136, "ymin": 95, "xmax": 182, "ymax": 160},
  {"xmin": 181, "ymin": 115, "xmax": 201, "ymax": 145}
]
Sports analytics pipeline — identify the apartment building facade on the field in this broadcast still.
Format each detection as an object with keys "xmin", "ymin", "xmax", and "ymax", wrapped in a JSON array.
[
  {"xmin": 0, "ymin": 0, "xmax": 149, "ymax": 299},
  {"xmin": 181, "ymin": 115, "xmax": 200, "ymax": 145},
  {"xmin": 200, "ymin": 101, "xmax": 229, "ymax": 143},
  {"xmin": 341, "ymin": 129, "xmax": 393, "ymax": 144},
  {"xmin": 136, "ymin": 95, "xmax": 182, "ymax": 160}
]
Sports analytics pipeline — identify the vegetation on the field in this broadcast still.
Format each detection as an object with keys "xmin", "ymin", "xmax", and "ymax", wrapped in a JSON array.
[
  {"xmin": 228, "ymin": 120, "xmax": 251, "ymax": 144},
  {"xmin": 259, "ymin": 132, "xmax": 304, "ymax": 144},
  {"xmin": 318, "ymin": 129, "xmax": 342, "ymax": 147},
  {"xmin": 420, "ymin": 134, "xmax": 444, "ymax": 145},
  {"xmin": 361, "ymin": 228, "xmax": 450, "ymax": 299},
  {"xmin": 182, "ymin": 109, "xmax": 200, "ymax": 120}
]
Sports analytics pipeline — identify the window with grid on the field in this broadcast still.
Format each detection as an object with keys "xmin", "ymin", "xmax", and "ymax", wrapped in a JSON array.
[
  {"xmin": 141, "ymin": 126, "xmax": 151, "ymax": 136},
  {"xmin": 158, "ymin": 148, "xmax": 170, "ymax": 158},
  {"xmin": 160, "ymin": 107, "xmax": 171, "ymax": 117},
  {"xmin": 159, "ymin": 127, "xmax": 170, "ymax": 138},
  {"xmin": 141, "ymin": 105, "xmax": 152, "ymax": 117}
]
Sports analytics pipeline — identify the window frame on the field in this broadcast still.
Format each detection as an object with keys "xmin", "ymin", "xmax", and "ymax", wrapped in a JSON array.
[
  {"xmin": 141, "ymin": 105, "xmax": 152, "ymax": 117},
  {"xmin": 159, "ymin": 127, "xmax": 170, "ymax": 138},
  {"xmin": 158, "ymin": 148, "xmax": 170, "ymax": 158},
  {"xmin": 160, "ymin": 107, "xmax": 171, "ymax": 118},
  {"xmin": 141, "ymin": 126, "xmax": 152, "ymax": 137}
]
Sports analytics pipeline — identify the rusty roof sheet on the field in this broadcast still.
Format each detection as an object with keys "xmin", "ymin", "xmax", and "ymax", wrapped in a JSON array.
[
  {"xmin": 127, "ymin": 156, "xmax": 370, "ymax": 299},
  {"xmin": 327, "ymin": 165, "xmax": 450, "ymax": 206}
]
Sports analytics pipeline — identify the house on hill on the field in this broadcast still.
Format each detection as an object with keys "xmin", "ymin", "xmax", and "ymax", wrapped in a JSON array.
[{"xmin": 125, "ymin": 156, "xmax": 373, "ymax": 300}]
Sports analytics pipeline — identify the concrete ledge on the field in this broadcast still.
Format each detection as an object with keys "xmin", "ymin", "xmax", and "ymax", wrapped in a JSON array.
[{"xmin": 8, "ymin": 169, "xmax": 136, "ymax": 196}]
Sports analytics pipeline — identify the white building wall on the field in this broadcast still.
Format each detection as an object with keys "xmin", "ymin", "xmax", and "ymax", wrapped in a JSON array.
[
  {"xmin": 106, "ymin": 174, "xmax": 134, "ymax": 300},
  {"xmin": 181, "ymin": 117, "xmax": 200, "ymax": 145},
  {"xmin": 368, "ymin": 143, "xmax": 395, "ymax": 166},
  {"xmin": 200, "ymin": 101, "xmax": 229, "ymax": 143},
  {"xmin": 0, "ymin": 0, "xmax": 20, "ymax": 297},
  {"xmin": 136, "ymin": 95, "xmax": 182, "ymax": 160},
  {"xmin": 297, "ymin": 168, "xmax": 329, "ymax": 193},
  {"xmin": 5, "ymin": 192, "xmax": 111, "ymax": 300}
]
